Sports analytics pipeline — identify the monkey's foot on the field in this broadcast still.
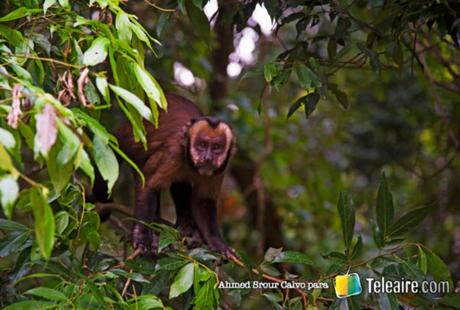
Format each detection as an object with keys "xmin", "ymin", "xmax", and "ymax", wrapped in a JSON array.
[
  {"xmin": 183, "ymin": 232, "xmax": 204, "ymax": 249},
  {"xmin": 176, "ymin": 223, "xmax": 204, "ymax": 249},
  {"xmin": 208, "ymin": 240, "xmax": 237, "ymax": 260},
  {"xmin": 132, "ymin": 224, "xmax": 159, "ymax": 254}
]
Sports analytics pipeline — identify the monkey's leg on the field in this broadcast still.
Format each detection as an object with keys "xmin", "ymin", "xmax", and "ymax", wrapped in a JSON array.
[
  {"xmin": 132, "ymin": 180, "xmax": 161, "ymax": 254},
  {"xmin": 191, "ymin": 197, "xmax": 235, "ymax": 258},
  {"xmin": 170, "ymin": 183, "xmax": 204, "ymax": 248}
]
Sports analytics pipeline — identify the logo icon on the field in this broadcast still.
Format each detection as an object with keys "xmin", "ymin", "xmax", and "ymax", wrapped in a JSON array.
[{"xmin": 334, "ymin": 273, "xmax": 362, "ymax": 298}]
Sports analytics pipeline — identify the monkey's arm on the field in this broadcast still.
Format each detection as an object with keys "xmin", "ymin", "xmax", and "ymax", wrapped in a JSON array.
[
  {"xmin": 191, "ymin": 181, "xmax": 234, "ymax": 258},
  {"xmin": 132, "ymin": 176, "xmax": 161, "ymax": 253}
]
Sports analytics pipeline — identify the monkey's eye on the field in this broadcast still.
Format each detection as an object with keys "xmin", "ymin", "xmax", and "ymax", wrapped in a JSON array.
[
  {"xmin": 212, "ymin": 144, "xmax": 221, "ymax": 151},
  {"xmin": 198, "ymin": 141, "xmax": 207, "ymax": 149}
]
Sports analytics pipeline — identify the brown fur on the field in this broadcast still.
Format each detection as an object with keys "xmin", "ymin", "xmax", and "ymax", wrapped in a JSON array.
[{"xmin": 117, "ymin": 94, "xmax": 235, "ymax": 257}]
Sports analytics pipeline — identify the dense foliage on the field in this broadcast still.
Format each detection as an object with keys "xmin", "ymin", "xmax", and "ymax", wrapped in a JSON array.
[{"xmin": 0, "ymin": 0, "xmax": 459, "ymax": 309}]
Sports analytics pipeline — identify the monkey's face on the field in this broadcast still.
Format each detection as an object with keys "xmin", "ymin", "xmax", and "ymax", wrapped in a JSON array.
[{"xmin": 188, "ymin": 120, "xmax": 233, "ymax": 176}]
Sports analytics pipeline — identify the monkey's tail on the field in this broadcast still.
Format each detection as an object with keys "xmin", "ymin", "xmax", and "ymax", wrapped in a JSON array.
[{"xmin": 88, "ymin": 170, "xmax": 113, "ymax": 221}]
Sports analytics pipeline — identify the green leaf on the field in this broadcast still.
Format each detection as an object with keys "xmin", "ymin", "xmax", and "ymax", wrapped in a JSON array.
[
  {"xmin": 263, "ymin": 291, "xmax": 283, "ymax": 307},
  {"xmin": 287, "ymin": 97, "xmax": 302, "ymax": 119},
  {"xmin": 337, "ymin": 191, "xmax": 355, "ymax": 250},
  {"xmin": 194, "ymin": 280, "xmax": 215, "ymax": 309},
  {"xmin": 272, "ymin": 251, "xmax": 315, "ymax": 265},
  {"xmin": 0, "ymin": 144, "xmax": 17, "ymax": 174},
  {"xmin": 0, "ymin": 25, "xmax": 25, "ymax": 46},
  {"xmin": 112, "ymin": 269, "xmax": 149, "ymax": 283},
  {"xmin": 0, "ymin": 231, "xmax": 30, "ymax": 258},
  {"xmin": 260, "ymin": 262, "xmax": 281, "ymax": 276},
  {"xmin": 117, "ymin": 99, "xmax": 147, "ymax": 145},
  {"xmin": 331, "ymin": 88, "xmax": 349, "ymax": 109},
  {"xmin": 350, "ymin": 236, "xmax": 362, "ymax": 260},
  {"xmin": 158, "ymin": 254, "xmax": 187, "ymax": 271},
  {"xmin": 264, "ymin": 0, "xmax": 281, "ymax": 19},
  {"xmin": 386, "ymin": 42, "xmax": 403, "ymax": 67},
  {"xmin": 169, "ymin": 262, "xmax": 194, "ymax": 299},
  {"xmin": 193, "ymin": 265, "xmax": 212, "ymax": 294},
  {"xmin": 84, "ymin": 79, "xmax": 101, "ymax": 105},
  {"xmin": 77, "ymin": 148, "xmax": 95, "ymax": 185},
  {"xmin": 30, "ymin": 189, "xmax": 55, "ymax": 259},
  {"xmin": 282, "ymin": 12, "xmax": 304, "ymax": 24},
  {"xmin": 185, "ymin": 0, "xmax": 210, "ymax": 42},
  {"xmin": 56, "ymin": 120, "xmax": 80, "ymax": 166},
  {"xmin": 418, "ymin": 246, "xmax": 427, "ymax": 274},
  {"xmin": 91, "ymin": 135, "xmax": 119, "ymax": 195},
  {"xmin": 55, "ymin": 211, "xmax": 69, "ymax": 235},
  {"xmin": 304, "ymin": 92, "xmax": 320, "ymax": 118},
  {"xmin": 25, "ymin": 287, "xmax": 68, "ymax": 301},
  {"xmin": 0, "ymin": 219, "xmax": 28, "ymax": 231},
  {"xmin": 47, "ymin": 142, "xmax": 75, "ymax": 194},
  {"xmin": 157, "ymin": 225, "xmax": 180, "ymax": 252},
  {"xmin": 95, "ymin": 77, "xmax": 110, "ymax": 104},
  {"xmin": 0, "ymin": 7, "xmax": 41, "ymax": 22},
  {"xmin": 423, "ymin": 247, "xmax": 452, "ymax": 287},
  {"xmin": 83, "ymin": 37, "xmax": 110, "ymax": 66},
  {"xmin": 0, "ymin": 128, "xmax": 16, "ymax": 149},
  {"xmin": 387, "ymin": 207, "xmax": 430, "ymax": 237},
  {"xmin": 109, "ymin": 141, "xmax": 144, "ymax": 185},
  {"xmin": 321, "ymin": 251, "xmax": 347, "ymax": 263},
  {"xmin": 0, "ymin": 175, "xmax": 19, "ymax": 219},
  {"xmin": 264, "ymin": 62, "xmax": 277, "ymax": 82},
  {"xmin": 58, "ymin": 0, "xmax": 70, "ymax": 8},
  {"xmin": 116, "ymin": 12, "xmax": 132, "ymax": 42},
  {"xmin": 296, "ymin": 64, "xmax": 319, "ymax": 89},
  {"xmin": 130, "ymin": 22, "xmax": 156, "ymax": 50},
  {"xmin": 43, "ymin": 0, "xmax": 58, "ymax": 14},
  {"xmin": 376, "ymin": 173, "xmax": 394, "ymax": 238},
  {"xmin": 129, "ymin": 294, "xmax": 164, "ymax": 310},
  {"xmin": 372, "ymin": 223, "xmax": 384, "ymax": 248},
  {"xmin": 437, "ymin": 294, "xmax": 460, "ymax": 309},
  {"xmin": 109, "ymin": 84, "xmax": 154, "ymax": 123},
  {"xmin": 73, "ymin": 109, "xmax": 116, "ymax": 144},
  {"xmin": 4, "ymin": 301, "xmax": 55, "ymax": 310},
  {"xmin": 132, "ymin": 63, "xmax": 167, "ymax": 110}
]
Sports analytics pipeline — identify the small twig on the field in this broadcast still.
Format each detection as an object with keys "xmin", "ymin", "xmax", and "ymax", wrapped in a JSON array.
[
  {"xmin": 144, "ymin": 0, "xmax": 175, "ymax": 12},
  {"xmin": 127, "ymin": 248, "xmax": 142, "ymax": 261},
  {"xmin": 121, "ymin": 269, "xmax": 133, "ymax": 297},
  {"xmin": 15, "ymin": 54, "xmax": 82, "ymax": 69}
]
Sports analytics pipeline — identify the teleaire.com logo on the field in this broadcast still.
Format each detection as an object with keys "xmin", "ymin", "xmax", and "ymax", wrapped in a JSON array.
[
  {"xmin": 334, "ymin": 273, "xmax": 362, "ymax": 298},
  {"xmin": 334, "ymin": 274, "xmax": 450, "ymax": 299}
]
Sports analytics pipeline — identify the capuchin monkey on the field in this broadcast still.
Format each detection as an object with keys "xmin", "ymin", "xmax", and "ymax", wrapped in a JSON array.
[{"xmin": 117, "ymin": 94, "xmax": 236, "ymax": 258}]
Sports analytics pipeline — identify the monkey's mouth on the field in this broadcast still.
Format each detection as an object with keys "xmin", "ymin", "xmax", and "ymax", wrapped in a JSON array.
[
  {"xmin": 198, "ymin": 168, "xmax": 214, "ymax": 176},
  {"xmin": 196, "ymin": 163, "xmax": 216, "ymax": 176}
]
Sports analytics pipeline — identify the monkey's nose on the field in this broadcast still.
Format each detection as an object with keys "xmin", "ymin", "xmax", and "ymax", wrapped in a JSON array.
[{"xmin": 203, "ymin": 152, "xmax": 213, "ymax": 162}]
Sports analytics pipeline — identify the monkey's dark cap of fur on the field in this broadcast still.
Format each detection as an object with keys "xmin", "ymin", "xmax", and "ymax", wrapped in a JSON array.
[{"xmin": 192, "ymin": 116, "xmax": 222, "ymax": 128}]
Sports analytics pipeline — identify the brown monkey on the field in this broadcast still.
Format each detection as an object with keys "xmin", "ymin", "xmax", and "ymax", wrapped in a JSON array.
[{"xmin": 117, "ymin": 94, "xmax": 236, "ymax": 258}]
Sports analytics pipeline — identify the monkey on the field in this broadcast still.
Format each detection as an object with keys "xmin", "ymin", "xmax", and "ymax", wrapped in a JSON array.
[{"xmin": 117, "ymin": 94, "xmax": 236, "ymax": 258}]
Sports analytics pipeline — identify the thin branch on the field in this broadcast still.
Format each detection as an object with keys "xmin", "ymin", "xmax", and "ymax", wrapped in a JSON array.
[
  {"xmin": 144, "ymin": 0, "xmax": 176, "ymax": 12},
  {"xmin": 15, "ymin": 54, "xmax": 82, "ymax": 69}
]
